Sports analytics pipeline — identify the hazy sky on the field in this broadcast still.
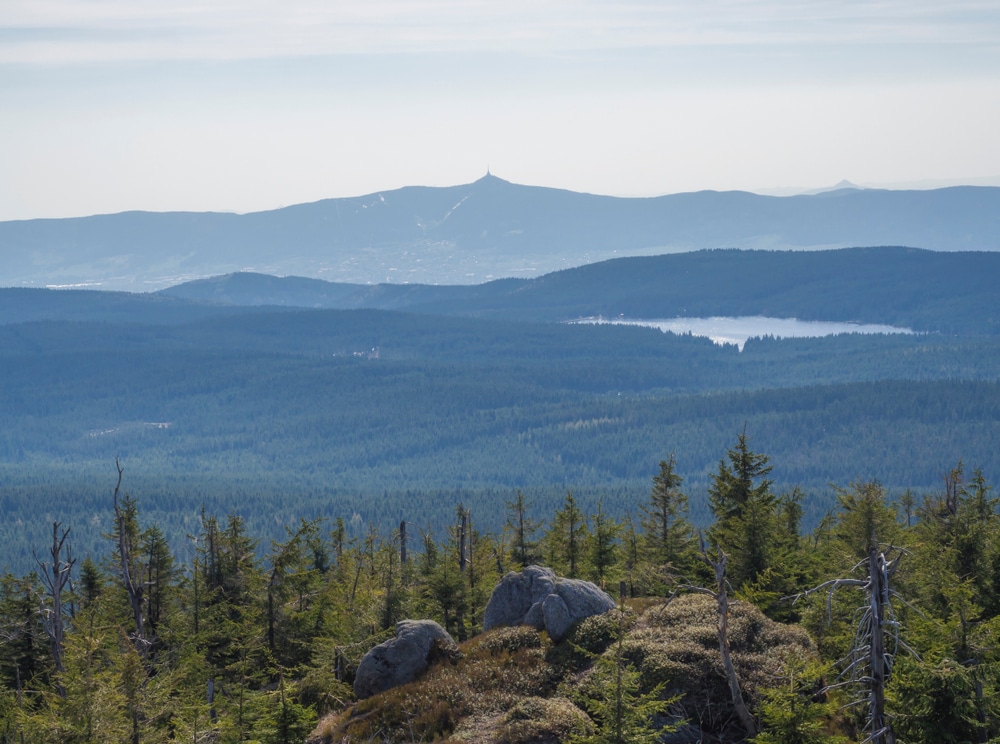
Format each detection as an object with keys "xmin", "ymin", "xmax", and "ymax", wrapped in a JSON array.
[{"xmin": 2, "ymin": 0, "xmax": 999, "ymax": 220}]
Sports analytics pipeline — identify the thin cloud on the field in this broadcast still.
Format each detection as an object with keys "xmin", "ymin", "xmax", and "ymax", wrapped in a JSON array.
[{"xmin": 3, "ymin": 0, "xmax": 999, "ymax": 65}]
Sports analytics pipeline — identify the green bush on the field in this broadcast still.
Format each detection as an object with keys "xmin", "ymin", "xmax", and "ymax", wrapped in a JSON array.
[{"xmin": 567, "ymin": 608, "xmax": 636, "ymax": 655}]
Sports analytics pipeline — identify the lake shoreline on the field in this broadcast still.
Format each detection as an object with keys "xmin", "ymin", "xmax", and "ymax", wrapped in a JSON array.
[{"xmin": 571, "ymin": 315, "xmax": 916, "ymax": 351}]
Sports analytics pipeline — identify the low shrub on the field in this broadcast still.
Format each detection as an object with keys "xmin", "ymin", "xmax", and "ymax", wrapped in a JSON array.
[
  {"xmin": 494, "ymin": 696, "xmax": 594, "ymax": 744},
  {"xmin": 566, "ymin": 607, "xmax": 636, "ymax": 655},
  {"xmin": 462, "ymin": 625, "xmax": 541, "ymax": 657},
  {"xmin": 632, "ymin": 593, "xmax": 818, "ymax": 736}
]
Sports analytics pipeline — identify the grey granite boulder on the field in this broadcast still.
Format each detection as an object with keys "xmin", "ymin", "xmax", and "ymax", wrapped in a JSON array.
[
  {"xmin": 542, "ymin": 593, "xmax": 574, "ymax": 642},
  {"xmin": 483, "ymin": 565, "xmax": 616, "ymax": 641},
  {"xmin": 353, "ymin": 619, "xmax": 457, "ymax": 699}
]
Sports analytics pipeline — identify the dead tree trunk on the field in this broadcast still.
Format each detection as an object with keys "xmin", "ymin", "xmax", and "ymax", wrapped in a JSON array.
[
  {"xmin": 112, "ymin": 459, "xmax": 146, "ymax": 654},
  {"xmin": 678, "ymin": 540, "xmax": 757, "ymax": 738},
  {"xmin": 789, "ymin": 539, "xmax": 906, "ymax": 744},
  {"xmin": 459, "ymin": 508, "xmax": 468, "ymax": 573},
  {"xmin": 866, "ymin": 545, "xmax": 896, "ymax": 744},
  {"xmin": 455, "ymin": 506, "xmax": 469, "ymax": 641},
  {"xmin": 704, "ymin": 547, "xmax": 757, "ymax": 738},
  {"xmin": 35, "ymin": 521, "xmax": 75, "ymax": 697}
]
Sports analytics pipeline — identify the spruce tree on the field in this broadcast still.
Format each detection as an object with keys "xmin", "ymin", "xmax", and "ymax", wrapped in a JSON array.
[
  {"xmin": 0, "ymin": 573, "xmax": 44, "ymax": 696},
  {"xmin": 708, "ymin": 429, "xmax": 777, "ymax": 588},
  {"xmin": 546, "ymin": 491, "xmax": 588, "ymax": 578},
  {"xmin": 894, "ymin": 466, "xmax": 1000, "ymax": 743},
  {"xmin": 140, "ymin": 524, "xmax": 175, "ymax": 638},
  {"xmin": 266, "ymin": 519, "xmax": 325, "ymax": 669},
  {"xmin": 505, "ymin": 490, "xmax": 542, "ymax": 569},
  {"xmin": 572, "ymin": 603, "xmax": 677, "ymax": 744},
  {"xmin": 588, "ymin": 497, "xmax": 619, "ymax": 585},
  {"xmin": 639, "ymin": 454, "xmax": 695, "ymax": 582}
]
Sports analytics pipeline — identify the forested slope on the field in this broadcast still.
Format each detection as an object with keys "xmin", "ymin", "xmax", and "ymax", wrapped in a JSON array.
[
  {"xmin": 3, "ymin": 438, "xmax": 999, "ymax": 744},
  {"xmin": 1, "ymin": 305, "xmax": 998, "ymax": 573},
  {"xmin": 161, "ymin": 247, "xmax": 1000, "ymax": 335}
]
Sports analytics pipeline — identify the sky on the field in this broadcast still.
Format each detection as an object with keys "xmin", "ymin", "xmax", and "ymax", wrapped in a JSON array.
[{"xmin": 2, "ymin": 0, "xmax": 999, "ymax": 221}]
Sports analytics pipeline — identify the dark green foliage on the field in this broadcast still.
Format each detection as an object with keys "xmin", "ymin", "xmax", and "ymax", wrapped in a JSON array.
[
  {"xmin": 887, "ymin": 653, "xmax": 989, "ymax": 744},
  {"xmin": 3, "ymin": 291, "xmax": 1000, "ymax": 744},
  {"xmin": 571, "ymin": 639, "xmax": 676, "ymax": 744},
  {"xmin": 3, "ymin": 291, "xmax": 1000, "ymax": 572},
  {"xmin": 141, "ymin": 524, "xmax": 175, "ymax": 637},
  {"xmin": 639, "ymin": 454, "xmax": 695, "ymax": 586},
  {"xmin": 251, "ymin": 677, "xmax": 318, "ymax": 744},
  {"xmin": 77, "ymin": 556, "xmax": 103, "ymax": 607},
  {"xmin": 753, "ymin": 656, "xmax": 848, "ymax": 744},
  {"xmin": 588, "ymin": 498, "xmax": 619, "ymax": 585},
  {"xmin": 0, "ymin": 572, "xmax": 45, "ymax": 692},
  {"xmin": 545, "ymin": 492, "xmax": 588, "ymax": 579},
  {"xmin": 506, "ymin": 490, "xmax": 543, "ymax": 569},
  {"xmin": 708, "ymin": 430, "xmax": 778, "ymax": 588},
  {"xmin": 833, "ymin": 480, "xmax": 899, "ymax": 560},
  {"xmin": 882, "ymin": 464, "xmax": 1000, "ymax": 744},
  {"xmin": 266, "ymin": 519, "xmax": 326, "ymax": 669}
]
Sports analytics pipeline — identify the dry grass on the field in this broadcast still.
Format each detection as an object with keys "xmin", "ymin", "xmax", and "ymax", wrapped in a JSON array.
[
  {"xmin": 308, "ymin": 625, "xmax": 560, "ymax": 743},
  {"xmin": 308, "ymin": 596, "xmax": 816, "ymax": 743},
  {"xmin": 630, "ymin": 593, "xmax": 815, "ymax": 735}
]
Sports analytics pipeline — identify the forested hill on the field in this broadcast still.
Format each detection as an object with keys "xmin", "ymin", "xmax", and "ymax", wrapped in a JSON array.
[
  {"xmin": 2, "ymin": 175, "xmax": 999, "ymax": 290},
  {"xmin": 2, "ymin": 245, "xmax": 999, "ymax": 573},
  {"xmin": 161, "ymin": 247, "xmax": 1000, "ymax": 335},
  {"xmin": 2, "ymin": 300, "xmax": 1000, "ymax": 572}
]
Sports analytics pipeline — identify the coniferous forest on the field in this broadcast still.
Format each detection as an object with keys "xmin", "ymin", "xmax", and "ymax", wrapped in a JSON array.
[
  {"xmin": 2, "ymin": 438, "xmax": 999, "ymax": 743},
  {"xmin": 2, "ymin": 247, "xmax": 1000, "ymax": 742},
  {"xmin": 3, "ymin": 271, "xmax": 1000, "ymax": 571}
]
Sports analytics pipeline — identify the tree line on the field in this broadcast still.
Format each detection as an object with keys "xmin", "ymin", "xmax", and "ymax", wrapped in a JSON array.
[{"xmin": 3, "ymin": 434, "xmax": 1000, "ymax": 742}]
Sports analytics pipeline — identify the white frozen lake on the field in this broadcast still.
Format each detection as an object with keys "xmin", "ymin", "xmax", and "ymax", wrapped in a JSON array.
[{"xmin": 573, "ymin": 316, "xmax": 915, "ymax": 351}]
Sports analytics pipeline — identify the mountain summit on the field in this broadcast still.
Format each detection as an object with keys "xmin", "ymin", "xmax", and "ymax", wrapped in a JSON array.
[{"xmin": 1, "ymin": 179, "xmax": 998, "ymax": 291}]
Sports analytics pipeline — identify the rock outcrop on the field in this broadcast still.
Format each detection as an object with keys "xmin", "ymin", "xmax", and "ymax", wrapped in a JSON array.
[
  {"xmin": 483, "ymin": 565, "xmax": 616, "ymax": 641},
  {"xmin": 353, "ymin": 619, "xmax": 457, "ymax": 699}
]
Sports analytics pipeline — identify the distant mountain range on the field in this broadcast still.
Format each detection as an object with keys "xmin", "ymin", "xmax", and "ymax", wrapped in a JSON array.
[
  {"xmin": 2, "ymin": 175, "xmax": 1000, "ymax": 291},
  {"xmin": 3, "ymin": 247, "xmax": 997, "ymax": 337}
]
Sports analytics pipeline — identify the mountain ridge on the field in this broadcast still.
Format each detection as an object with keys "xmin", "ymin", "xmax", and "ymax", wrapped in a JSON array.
[
  {"xmin": 156, "ymin": 247, "xmax": 1000, "ymax": 335},
  {"xmin": 2, "ymin": 177, "xmax": 1000, "ymax": 291}
]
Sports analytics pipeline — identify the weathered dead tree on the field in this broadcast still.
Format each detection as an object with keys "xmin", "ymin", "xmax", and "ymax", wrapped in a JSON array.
[
  {"xmin": 455, "ymin": 505, "xmax": 470, "ymax": 640},
  {"xmin": 467, "ymin": 509, "xmax": 480, "ymax": 629},
  {"xmin": 458, "ymin": 506, "xmax": 469, "ymax": 573},
  {"xmin": 35, "ymin": 521, "xmax": 75, "ymax": 697},
  {"xmin": 789, "ymin": 539, "xmax": 911, "ymax": 744},
  {"xmin": 112, "ymin": 459, "xmax": 147, "ymax": 654},
  {"xmin": 677, "ymin": 539, "xmax": 757, "ymax": 738}
]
